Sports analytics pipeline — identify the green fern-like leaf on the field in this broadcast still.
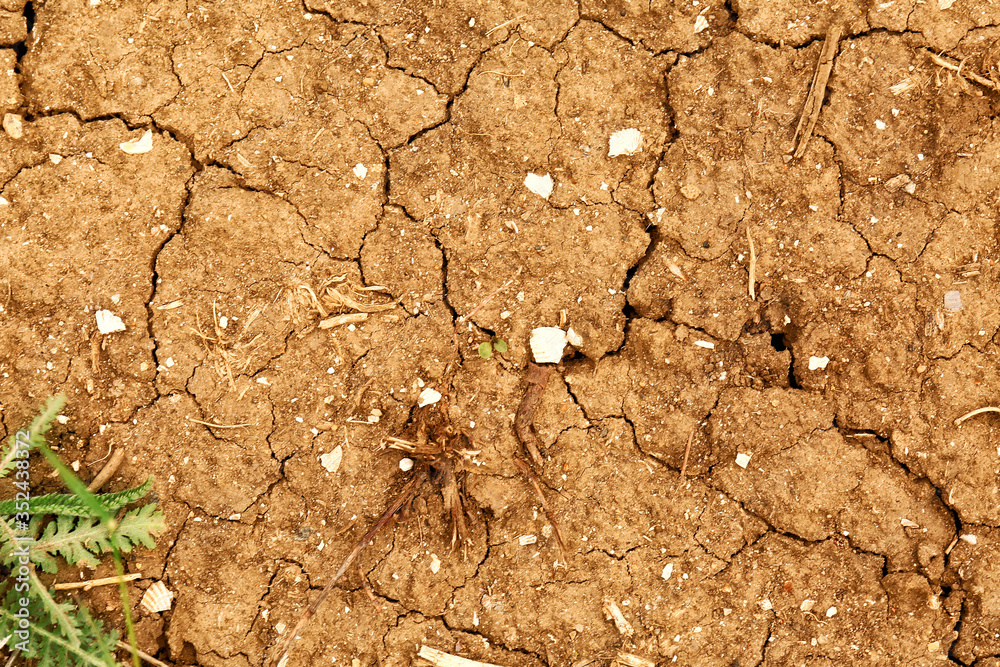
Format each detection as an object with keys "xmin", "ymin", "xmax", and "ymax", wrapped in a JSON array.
[
  {"xmin": 0, "ymin": 477, "xmax": 155, "ymax": 516},
  {"xmin": 0, "ymin": 395, "xmax": 65, "ymax": 479},
  {"xmin": 0, "ymin": 505, "xmax": 166, "ymax": 574},
  {"xmin": 0, "ymin": 577, "xmax": 117, "ymax": 667}
]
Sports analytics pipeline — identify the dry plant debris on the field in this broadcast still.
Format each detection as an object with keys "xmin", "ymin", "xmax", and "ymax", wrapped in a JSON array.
[
  {"xmin": 791, "ymin": 25, "xmax": 842, "ymax": 159},
  {"xmin": 270, "ymin": 392, "xmax": 493, "ymax": 665},
  {"xmin": 416, "ymin": 645, "xmax": 505, "ymax": 667},
  {"xmin": 270, "ymin": 354, "xmax": 570, "ymax": 665}
]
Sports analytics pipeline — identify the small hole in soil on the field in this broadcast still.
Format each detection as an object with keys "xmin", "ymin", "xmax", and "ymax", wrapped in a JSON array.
[{"xmin": 769, "ymin": 333, "xmax": 787, "ymax": 351}]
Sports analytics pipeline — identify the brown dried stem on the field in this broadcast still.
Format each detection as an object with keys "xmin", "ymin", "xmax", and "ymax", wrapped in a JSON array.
[
  {"xmin": 792, "ymin": 25, "xmax": 842, "ymax": 159},
  {"xmin": 515, "ymin": 459, "xmax": 568, "ymax": 564},
  {"xmin": 269, "ymin": 470, "xmax": 427, "ymax": 667}
]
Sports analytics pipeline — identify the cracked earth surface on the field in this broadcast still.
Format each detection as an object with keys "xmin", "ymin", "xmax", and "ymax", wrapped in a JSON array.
[{"xmin": 3, "ymin": 0, "xmax": 1000, "ymax": 665}]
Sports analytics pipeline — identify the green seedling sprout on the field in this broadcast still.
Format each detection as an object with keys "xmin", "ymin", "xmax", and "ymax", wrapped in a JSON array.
[{"xmin": 478, "ymin": 338, "xmax": 508, "ymax": 359}]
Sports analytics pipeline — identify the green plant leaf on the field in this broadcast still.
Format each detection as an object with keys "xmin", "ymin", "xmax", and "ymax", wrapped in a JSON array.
[
  {"xmin": 0, "ymin": 574, "xmax": 118, "ymax": 666},
  {"xmin": 0, "ymin": 477, "xmax": 154, "ymax": 517},
  {"xmin": 493, "ymin": 339, "xmax": 508, "ymax": 354},
  {"xmin": 478, "ymin": 341, "xmax": 493, "ymax": 359},
  {"xmin": 0, "ymin": 395, "xmax": 65, "ymax": 480},
  {"xmin": 0, "ymin": 395, "xmax": 152, "ymax": 667}
]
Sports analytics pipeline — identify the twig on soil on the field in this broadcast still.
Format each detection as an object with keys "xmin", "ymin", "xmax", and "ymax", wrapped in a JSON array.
[
  {"xmin": 115, "ymin": 641, "xmax": 170, "ymax": 667},
  {"xmin": 269, "ymin": 471, "xmax": 427, "ymax": 667},
  {"xmin": 417, "ymin": 645, "xmax": 504, "ymax": 667},
  {"xmin": 53, "ymin": 572, "xmax": 141, "ymax": 591},
  {"xmin": 318, "ymin": 312, "xmax": 368, "ymax": 329},
  {"xmin": 615, "ymin": 652, "xmax": 656, "ymax": 667},
  {"xmin": 679, "ymin": 430, "xmax": 695, "ymax": 479},
  {"xmin": 603, "ymin": 598, "xmax": 635, "ymax": 637},
  {"xmin": 954, "ymin": 406, "xmax": 1000, "ymax": 426},
  {"xmin": 791, "ymin": 25, "xmax": 842, "ymax": 160},
  {"xmin": 923, "ymin": 50, "xmax": 1000, "ymax": 92},
  {"xmin": 514, "ymin": 459, "xmax": 568, "ymax": 564},
  {"xmin": 485, "ymin": 16, "xmax": 523, "ymax": 36},
  {"xmin": 187, "ymin": 417, "xmax": 250, "ymax": 429},
  {"xmin": 87, "ymin": 448, "xmax": 124, "ymax": 492},
  {"xmin": 514, "ymin": 363, "xmax": 552, "ymax": 468},
  {"xmin": 746, "ymin": 225, "xmax": 757, "ymax": 300}
]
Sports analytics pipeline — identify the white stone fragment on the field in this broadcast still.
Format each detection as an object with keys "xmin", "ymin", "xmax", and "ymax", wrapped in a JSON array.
[
  {"xmin": 661, "ymin": 563, "xmax": 673, "ymax": 580},
  {"xmin": 399, "ymin": 457, "xmax": 414, "ymax": 472},
  {"xmin": 826, "ymin": 606, "xmax": 838, "ymax": 617},
  {"xmin": 530, "ymin": 327, "xmax": 568, "ymax": 363},
  {"xmin": 759, "ymin": 599, "xmax": 773, "ymax": 611},
  {"xmin": 939, "ymin": 0, "xmax": 956, "ymax": 8},
  {"xmin": 566, "ymin": 327, "xmax": 583, "ymax": 347},
  {"xmin": 694, "ymin": 340, "xmax": 715, "ymax": 349},
  {"xmin": 518, "ymin": 534, "xmax": 537, "ymax": 546},
  {"xmin": 3, "ymin": 113, "xmax": 23, "ymax": 139},
  {"xmin": 900, "ymin": 518, "xmax": 919, "ymax": 528},
  {"xmin": 735, "ymin": 452, "xmax": 752, "ymax": 468},
  {"xmin": 417, "ymin": 387, "xmax": 442, "ymax": 407},
  {"xmin": 430, "ymin": 553, "xmax": 442, "ymax": 574},
  {"xmin": 320, "ymin": 445, "xmax": 343, "ymax": 473},
  {"xmin": 875, "ymin": 119, "xmax": 887, "ymax": 130},
  {"xmin": 808, "ymin": 356, "xmax": 830, "ymax": 370},
  {"xmin": 140, "ymin": 581, "xmax": 174, "ymax": 613},
  {"xmin": 960, "ymin": 534, "xmax": 978, "ymax": 545},
  {"xmin": 800, "ymin": 599, "xmax": 816, "ymax": 612},
  {"xmin": 608, "ymin": 128, "xmax": 643, "ymax": 157},
  {"xmin": 353, "ymin": 163, "xmax": 367, "ymax": 179},
  {"xmin": 95, "ymin": 309, "xmax": 126, "ymax": 334},
  {"xmin": 49, "ymin": 154, "xmax": 63, "ymax": 164},
  {"xmin": 120, "ymin": 129, "xmax": 154, "ymax": 154},
  {"xmin": 693, "ymin": 14, "xmax": 710, "ymax": 33},
  {"xmin": 523, "ymin": 172, "xmax": 553, "ymax": 199}
]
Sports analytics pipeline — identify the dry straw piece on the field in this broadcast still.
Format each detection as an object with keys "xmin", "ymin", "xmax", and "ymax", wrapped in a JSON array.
[
  {"xmin": 954, "ymin": 406, "xmax": 1000, "ymax": 426},
  {"xmin": 791, "ymin": 25, "xmax": 842, "ymax": 159},
  {"xmin": 417, "ymin": 645, "xmax": 504, "ymax": 667}
]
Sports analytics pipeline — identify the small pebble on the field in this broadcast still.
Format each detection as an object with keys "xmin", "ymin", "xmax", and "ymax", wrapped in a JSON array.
[{"xmin": 3, "ymin": 113, "xmax": 23, "ymax": 139}]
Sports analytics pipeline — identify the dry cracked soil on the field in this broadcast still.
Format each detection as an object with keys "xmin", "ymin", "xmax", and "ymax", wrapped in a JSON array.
[{"xmin": 3, "ymin": 0, "xmax": 1000, "ymax": 665}]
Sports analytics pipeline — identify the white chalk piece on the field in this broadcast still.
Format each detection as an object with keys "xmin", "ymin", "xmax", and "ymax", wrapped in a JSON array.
[
  {"xmin": 530, "ymin": 327, "xmax": 568, "ymax": 363},
  {"xmin": 95, "ymin": 310, "xmax": 126, "ymax": 334},
  {"xmin": 808, "ymin": 356, "xmax": 830, "ymax": 370},
  {"xmin": 353, "ymin": 163, "xmax": 367, "ymax": 179},
  {"xmin": 735, "ymin": 452, "xmax": 752, "ymax": 468},
  {"xmin": 320, "ymin": 445, "xmax": 343, "ymax": 473},
  {"xmin": 120, "ymin": 130, "xmax": 153, "ymax": 154},
  {"xmin": 417, "ymin": 387, "xmax": 442, "ymax": 407},
  {"xmin": 661, "ymin": 563, "xmax": 673, "ymax": 580},
  {"xmin": 523, "ymin": 172, "xmax": 553, "ymax": 199},
  {"xmin": 566, "ymin": 327, "xmax": 583, "ymax": 347}
]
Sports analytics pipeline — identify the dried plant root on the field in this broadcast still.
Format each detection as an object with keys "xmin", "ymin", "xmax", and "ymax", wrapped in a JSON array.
[
  {"xmin": 269, "ymin": 470, "xmax": 426, "ymax": 667},
  {"xmin": 515, "ymin": 459, "xmax": 568, "ymax": 564},
  {"xmin": 515, "ymin": 363, "xmax": 551, "ymax": 467}
]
